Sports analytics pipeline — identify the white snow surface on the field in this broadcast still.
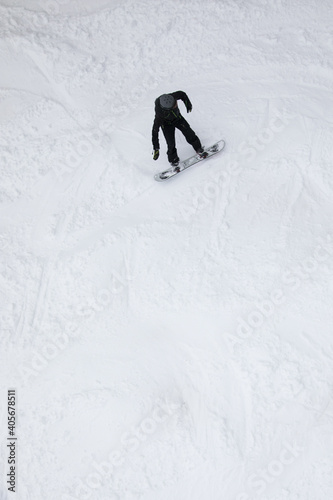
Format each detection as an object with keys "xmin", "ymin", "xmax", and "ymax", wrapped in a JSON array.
[{"xmin": 1, "ymin": 0, "xmax": 333, "ymax": 499}]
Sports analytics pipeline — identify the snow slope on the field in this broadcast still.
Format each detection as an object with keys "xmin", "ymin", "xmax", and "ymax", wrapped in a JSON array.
[{"xmin": 1, "ymin": 0, "xmax": 333, "ymax": 499}]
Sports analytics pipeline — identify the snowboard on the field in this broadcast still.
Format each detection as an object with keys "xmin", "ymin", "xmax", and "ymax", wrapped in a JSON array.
[{"xmin": 154, "ymin": 140, "xmax": 225, "ymax": 182}]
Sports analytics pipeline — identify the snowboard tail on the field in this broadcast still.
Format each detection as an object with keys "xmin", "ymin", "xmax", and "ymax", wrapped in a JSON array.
[{"xmin": 154, "ymin": 140, "xmax": 225, "ymax": 182}]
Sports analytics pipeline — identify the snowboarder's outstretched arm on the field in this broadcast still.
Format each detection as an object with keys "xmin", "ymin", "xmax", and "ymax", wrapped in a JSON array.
[{"xmin": 170, "ymin": 90, "xmax": 192, "ymax": 113}]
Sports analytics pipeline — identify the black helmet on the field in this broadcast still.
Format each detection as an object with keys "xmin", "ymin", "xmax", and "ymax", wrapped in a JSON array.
[{"xmin": 159, "ymin": 94, "xmax": 176, "ymax": 109}]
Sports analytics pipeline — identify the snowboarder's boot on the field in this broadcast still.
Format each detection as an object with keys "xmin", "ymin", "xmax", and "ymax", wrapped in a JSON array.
[
  {"xmin": 196, "ymin": 147, "xmax": 208, "ymax": 159},
  {"xmin": 170, "ymin": 160, "xmax": 180, "ymax": 172}
]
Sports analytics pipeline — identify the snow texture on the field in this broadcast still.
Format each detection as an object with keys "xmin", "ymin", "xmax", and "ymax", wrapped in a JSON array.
[{"xmin": 1, "ymin": 0, "xmax": 333, "ymax": 499}]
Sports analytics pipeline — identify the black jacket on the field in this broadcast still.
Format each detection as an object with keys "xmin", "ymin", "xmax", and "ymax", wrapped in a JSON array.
[{"xmin": 152, "ymin": 91, "xmax": 192, "ymax": 150}]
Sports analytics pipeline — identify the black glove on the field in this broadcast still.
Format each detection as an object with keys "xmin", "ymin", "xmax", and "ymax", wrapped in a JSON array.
[
  {"xmin": 153, "ymin": 149, "xmax": 159, "ymax": 160},
  {"xmin": 186, "ymin": 102, "xmax": 192, "ymax": 113}
]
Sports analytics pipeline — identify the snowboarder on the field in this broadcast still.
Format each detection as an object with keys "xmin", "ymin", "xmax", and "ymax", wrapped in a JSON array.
[{"xmin": 152, "ymin": 91, "xmax": 205, "ymax": 167}]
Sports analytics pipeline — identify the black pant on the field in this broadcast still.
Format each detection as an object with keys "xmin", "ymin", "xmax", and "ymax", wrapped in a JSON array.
[{"xmin": 162, "ymin": 117, "xmax": 202, "ymax": 163}]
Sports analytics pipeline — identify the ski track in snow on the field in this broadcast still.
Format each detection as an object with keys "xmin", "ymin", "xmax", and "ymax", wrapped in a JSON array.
[{"xmin": 1, "ymin": 0, "xmax": 333, "ymax": 499}]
